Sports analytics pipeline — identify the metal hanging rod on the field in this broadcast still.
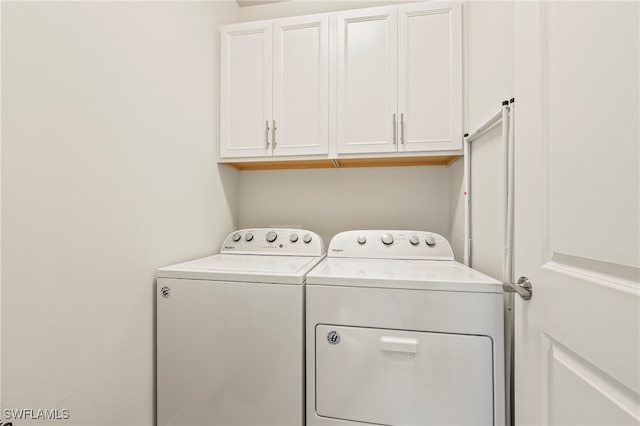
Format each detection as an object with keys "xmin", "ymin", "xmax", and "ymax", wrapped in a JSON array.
[
  {"xmin": 463, "ymin": 99, "xmax": 514, "ymax": 267},
  {"xmin": 465, "ymin": 101, "xmax": 509, "ymax": 143}
]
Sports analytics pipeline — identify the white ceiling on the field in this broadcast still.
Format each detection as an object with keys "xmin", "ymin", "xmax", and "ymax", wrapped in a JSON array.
[{"xmin": 236, "ymin": 0, "xmax": 290, "ymax": 7}]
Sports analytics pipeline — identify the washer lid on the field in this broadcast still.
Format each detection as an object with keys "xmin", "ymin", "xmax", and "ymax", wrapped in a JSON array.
[
  {"xmin": 306, "ymin": 258, "xmax": 502, "ymax": 293},
  {"xmin": 157, "ymin": 253, "xmax": 325, "ymax": 285}
]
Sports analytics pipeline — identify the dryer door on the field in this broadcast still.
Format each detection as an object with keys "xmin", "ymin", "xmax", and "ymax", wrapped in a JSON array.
[{"xmin": 315, "ymin": 325, "xmax": 494, "ymax": 425}]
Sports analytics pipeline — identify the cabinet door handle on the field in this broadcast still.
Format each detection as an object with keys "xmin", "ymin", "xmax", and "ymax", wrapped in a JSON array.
[
  {"xmin": 393, "ymin": 113, "xmax": 397, "ymax": 145},
  {"xmin": 272, "ymin": 120, "xmax": 277, "ymax": 148},
  {"xmin": 400, "ymin": 113, "xmax": 405, "ymax": 144},
  {"xmin": 265, "ymin": 120, "xmax": 270, "ymax": 149}
]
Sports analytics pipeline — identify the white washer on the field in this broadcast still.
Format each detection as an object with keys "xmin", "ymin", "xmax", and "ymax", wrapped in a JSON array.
[
  {"xmin": 305, "ymin": 230, "xmax": 505, "ymax": 426},
  {"xmin": 157, "ymin": 228, "xmax": 325, "ymax": 426}
]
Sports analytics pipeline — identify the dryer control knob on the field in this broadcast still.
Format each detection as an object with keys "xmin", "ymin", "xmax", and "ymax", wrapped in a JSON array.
[
  {"xmin": 381, "ymin": 233, "xmax": 394, "ymax": 246},
  {"xmin": 409, "ymin": 235, "xmax": 420, "ymax": 246},
  {"xmin": 357, "ymin": 235, "xmax": 367, "ymax": 245},
  {"xmin": 245, "ymin": 233, "xmax": 254, "ymax": 242},
  {"xmin": 232, "ymin": 233, "xmax": 241, "ymax": 242},
  {"xmin": 303, "ymin": 234, "xmax": 313, "ymax": 244},
  {"xmin": 425, "ymin": 235, "xmax": 436, "ymax": 246},
  {"xmin": 266, "ymin": 231, "xmax": 277, "ymax": 243},
  {"xmin": 290, "ymin": 234, "xmax": 299, "ymax": 243}
]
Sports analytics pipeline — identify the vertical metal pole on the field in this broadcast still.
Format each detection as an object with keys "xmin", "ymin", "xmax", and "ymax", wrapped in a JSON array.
[
  {"xmin": 463, "ymin": 133, "xmax": 471, "ymax": 266},
  {"xmin": 506, "ymin": 99, "xmax": 516, "ymax": 288},
  {"xmin": 506, "ymin": 98, "xmax": 516, "ymax": 426},
  {"xmin": 501, "ymin": 100, "xmax": 510, "ymax": 282},
  {"xmin": 506, "ymin": 99, "xmax": 516, "ymax": 282},
  {"xmin": 499, "ymin": 99, "xmax": 513, "ymax": 426}
]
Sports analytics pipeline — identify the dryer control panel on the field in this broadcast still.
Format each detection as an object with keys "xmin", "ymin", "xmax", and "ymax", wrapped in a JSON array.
[
  {"xmin": 327, "ymin": 230, "xmax": 453, "ymax": 260},
  {"xmin": 221, "ymin": 228, "xmax": 325, "ymax": 256}
]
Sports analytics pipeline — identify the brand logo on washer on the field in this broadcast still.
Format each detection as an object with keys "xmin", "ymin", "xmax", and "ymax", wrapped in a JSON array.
[
  {"xmin": 161, "ymin": 286, "xmax": 170, "ymax": 298},
  {"xmin": 327, "ymin": 331, "xmax": 340, "ymax": 345}
]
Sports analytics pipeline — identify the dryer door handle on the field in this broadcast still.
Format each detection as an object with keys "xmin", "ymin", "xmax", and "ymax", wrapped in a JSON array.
[{"xmin": 379, "ymin": 336, "xmax": 418, "ymax": 354}]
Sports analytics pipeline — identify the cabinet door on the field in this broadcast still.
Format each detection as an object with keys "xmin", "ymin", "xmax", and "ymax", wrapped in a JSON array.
[
  {"xmin": 273, "ymin": 15, "xmax": 329, "ymax": 157},
  {"xmin": 397, "ymin": 2, "xmax": 462, "ymax": 152},
  {"xmin": 336, "ymin": 6, "xmax": 398, "ymax": 154},
  {"xmin": 220, "ymin": 22, "xmax": 273, "ymax": 159}
]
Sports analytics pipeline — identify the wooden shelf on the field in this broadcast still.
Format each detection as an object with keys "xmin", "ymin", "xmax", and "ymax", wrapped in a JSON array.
[
  {"xmin": 335, "ymin": 155, "xmax": 461, "ymax": 168},
  {"xmin": 223, "ymin": 155, "xmax": 461, "ymax": 171},
  {"xmin": 223, "ymin": 159, "xmax": 335, "ymax": 171}
]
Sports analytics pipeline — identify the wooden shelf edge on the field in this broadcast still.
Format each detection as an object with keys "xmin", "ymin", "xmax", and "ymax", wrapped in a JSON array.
[
  {"xmin": 223, "ymin": 159, "xmax": 335, "ymax": 171},
  {"xmin": 336, "ymin": 155, "xmax": 461, "ymax": 168},
  {"xmin": 222, "ymin": 155, "xmax": 462, "ymax": 171}
]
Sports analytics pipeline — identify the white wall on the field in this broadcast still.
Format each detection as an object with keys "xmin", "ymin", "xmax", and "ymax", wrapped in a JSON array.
[
  {"xmin": 238, "ymin": 166, "xmax": 450, "ymax": 244},
  {"xmin": 1, "ymin": 2, "xmax": 239, "ymax": 425}
]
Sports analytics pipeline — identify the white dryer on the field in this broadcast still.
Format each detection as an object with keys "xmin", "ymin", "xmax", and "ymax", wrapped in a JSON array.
[
  {"xmin": 157, "ymin": 228, "xmax": 325, "ymax": 426},
  {"xmin": 305, "ymin": 230, "xmax": 504, "ymax": 426}
]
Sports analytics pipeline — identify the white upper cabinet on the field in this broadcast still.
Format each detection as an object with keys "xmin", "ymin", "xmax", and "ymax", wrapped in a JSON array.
[
  {"xmin": 219, "ymin": 2, "xmax": 462, "ymax": 168},
  {"xmin": 220, "ymin": 21, "xmax": 273, "ymax": 159},
  {"xmin": 273, "ymin": 16, "xmax": 329, "ymax": 157},
  {"xmin": 336, "ymin": 6, "xmax": 398, "ymax": 154},
  {"xmin": 336, "ymin": 2, "xmax": 462, "ymax": 155},
  {"xmin": 398, "ymin": 2, "xmax": 462, "ymax": 153},
  {"xmin": 220, "ymin": 15, "xmax": 330, "ymax": 159}
]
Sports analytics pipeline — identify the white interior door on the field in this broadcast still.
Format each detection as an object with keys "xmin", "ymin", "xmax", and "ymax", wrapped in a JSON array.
[{"xmin": 514, "ymin": 2, "xmax": 639, "ymax": 425}]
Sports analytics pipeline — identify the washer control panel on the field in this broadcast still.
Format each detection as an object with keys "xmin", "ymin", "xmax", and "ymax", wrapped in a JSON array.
[
  {"xmin": 327, "ymin": 230, "xmax": 454, "ymax": 260},
  {"xmin": 221, "ymin": 228, "xmax": 325, "ymax": 256}
]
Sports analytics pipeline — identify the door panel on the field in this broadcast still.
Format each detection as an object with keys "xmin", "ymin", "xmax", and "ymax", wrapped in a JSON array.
[
  {"xmin": 398, "ymin": 2, "xmax": 462, "ymax": 152},
  {"xmin": 546, "ymin": 2, "xmax": 639, "ymax": 268},
  {"xmin": 336, "ymin": 6, "xmax": 397, "ymax": 154},
  {"xmin": 220, "ymin": 22, "xmax": 272, "ymax": 159},
  {"xmin": 514, "ymin": 2, "xmax": 639, "ymax": 425},
  {"xmin": 273, "ymin": 15, "xmax": 329, "ymax": 157},
  {"xmin": 546, "ymin": 336, "xmax": 639, "ymax": 425}
]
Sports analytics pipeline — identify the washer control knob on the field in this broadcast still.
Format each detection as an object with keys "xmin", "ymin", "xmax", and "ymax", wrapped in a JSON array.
[
  {"xmin": 381, "ymin": 233, "xmax": 394, "ymax": 246},
  {"xmin": 409, "ymin": 235, "xmax": 420, "ymax": 246},
  {"xmin": 357, "ymin": 235, "xmax": 367, "ymax": 245},
  {"xmin": 245, "ymin": 233, "xmax": 254, "ymax": 242},
  {"xmin": 425, "ymin": 235, "xmax": 436, "ymax": 246},
  {"xmin": 290, "ymin": 234, "xmax": 299, "ymax": 243},
  {"xmin": 303, "ymin": 234, "xmax": 312, "ymax": 244},
  {"xmin": 266, "ymin": 231, "xmax": 277, "ymax": 243},
  {"xmin": 232, "ymin": 233, "xmax": 241, "ymax": 242}
]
